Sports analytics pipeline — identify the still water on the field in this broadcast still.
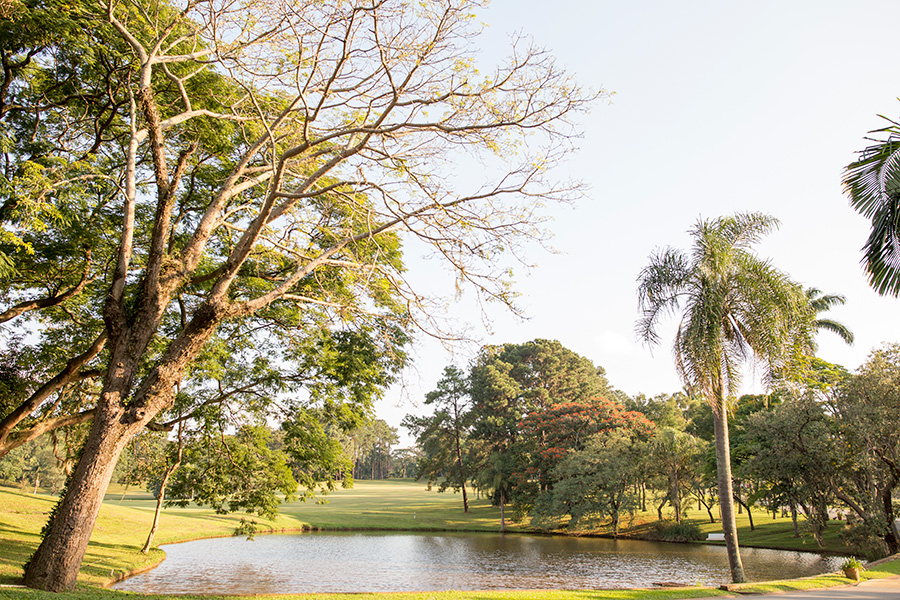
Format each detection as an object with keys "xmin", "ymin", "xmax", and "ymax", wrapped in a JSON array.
[{"xmin": 114, "ymin": 531, "xmax": 843, "ymax": 594}]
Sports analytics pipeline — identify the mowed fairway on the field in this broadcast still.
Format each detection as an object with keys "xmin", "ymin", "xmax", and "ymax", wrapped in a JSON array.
[{"xmin": 275, "ymin": 479, "xmax": 526, "ymax": 531}]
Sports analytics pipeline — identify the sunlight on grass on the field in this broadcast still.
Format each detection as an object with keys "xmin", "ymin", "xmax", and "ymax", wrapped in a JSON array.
[{"xmin": 2, "ymin": 480, "xmax": 899, "ymax": 600}]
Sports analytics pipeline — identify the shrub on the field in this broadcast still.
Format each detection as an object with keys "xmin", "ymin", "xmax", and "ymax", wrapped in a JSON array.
[
  {"xmin": 839, "ymin": 520, "xmax": 890, "ymax": 561},
  {"xmin": 648, "ymin": 521, "xmax": 704, "ymax": 542}
]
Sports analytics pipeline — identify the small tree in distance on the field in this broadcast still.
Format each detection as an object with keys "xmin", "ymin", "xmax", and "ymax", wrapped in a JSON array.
[{"xmin": 403, "ymin": 365, "xmax": 472, "ymax": 512}]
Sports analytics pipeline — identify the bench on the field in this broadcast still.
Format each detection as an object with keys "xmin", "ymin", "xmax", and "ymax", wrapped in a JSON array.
[{"xmin": 706, "ymin": 533, "xmax": 725, "ymax": 541}]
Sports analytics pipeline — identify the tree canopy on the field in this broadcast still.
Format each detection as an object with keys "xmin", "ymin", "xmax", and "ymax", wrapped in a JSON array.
[{"xmin": 1, "ymin": 0, "xmax": 595, "ymax": 590}]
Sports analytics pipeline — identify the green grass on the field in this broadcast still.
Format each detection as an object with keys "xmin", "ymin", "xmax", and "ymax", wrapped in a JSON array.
[
  {"xmin": 1, "ymin": 480, "xmax": 898, "ymax": 600},
  {"xmin": 0, "ymin": 588, "xmax": 729, "ymax": 600},
  {"xmin": 556, "ymin": 503, "xmax": 848, "ymax": 555},
  {"xmin": 256, "ymin": 479, "xmax": 531, "ymax": 532},
  {"xmin": 724, "ymin": 553, "xmax": 900, "ymax": 594},
  {"xmin": 0, "ymin": 587, "xmax": 732, "ymax": 600}
]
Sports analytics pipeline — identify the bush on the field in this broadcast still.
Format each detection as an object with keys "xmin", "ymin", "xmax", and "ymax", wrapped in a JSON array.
[
  {"xmin": 648, "ymin": 521, "xmax": 704, "ymax": 542},
  {"xmin": 839, "ymin": 520, "xmax": 890, "ymax": 561}
]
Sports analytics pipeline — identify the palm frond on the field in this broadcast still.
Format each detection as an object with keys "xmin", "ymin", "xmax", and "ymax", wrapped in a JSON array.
[
  {"xmin": 862, "ymin": 198, "xmax": 900, "ymax": 295},
  {"xmin": 635, "ymin": 247, "xmax": 691, "ymax": 346},
  {"xmin": 815, "ymin": 318, "xmax": 855, "ymax": 345},
  {"xmin": 843, "ymin": 135, "xmax": 900, "ymax": 218},
  {"xmin": 805, "ymin": 287, "xmax": 846, "ymax": 312},
  {"xmin": 721, "ymin": 212, "xmax": 780, "ymax": 250},
  {"xmin": 803, "ymin": 286, "xmax": 853, "ymax": 345},
  {"xmin": 638, "ymin": 212, "xmax": 813, "ymax": 404},
  {"xmin": 843, "ymin": 120, "xmax": 900, "ymax": 296}
]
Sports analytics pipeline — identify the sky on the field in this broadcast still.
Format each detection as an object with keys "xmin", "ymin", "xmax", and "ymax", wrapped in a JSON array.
[{"xmin": 377, "ymin": 0, "xmax": 900, "ymax": 445}]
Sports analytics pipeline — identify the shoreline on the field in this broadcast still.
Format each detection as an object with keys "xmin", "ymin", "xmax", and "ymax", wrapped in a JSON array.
[{"xmin": 104, "ymin": 524, "xmax": 858, "ymax": 591}]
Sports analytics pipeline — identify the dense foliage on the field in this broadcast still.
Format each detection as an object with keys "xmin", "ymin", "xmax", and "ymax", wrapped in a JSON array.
[
  {"xmin": 742, "ymin": 345, "xmax": 900, "ymax": 558},
  {"xmin": 0, "ymin": 0, "xmax": 595, "ymax": 588},
  {"xmin": 404, "ymin": 340, "xmax": 660, "ymax": 531}
]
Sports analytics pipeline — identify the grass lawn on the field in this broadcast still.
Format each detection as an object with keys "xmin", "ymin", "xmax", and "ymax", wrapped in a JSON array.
[{"xmin": 1, "ymin": 480, "xmax": 897, "ymax": 600}]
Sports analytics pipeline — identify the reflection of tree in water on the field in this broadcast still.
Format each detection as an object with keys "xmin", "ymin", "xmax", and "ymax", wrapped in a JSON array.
[{"xmin": 114, "ymin": 532, "xmax": 843, "ymax": 594}]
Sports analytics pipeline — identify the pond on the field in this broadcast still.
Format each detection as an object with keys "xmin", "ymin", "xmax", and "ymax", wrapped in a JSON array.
[{"xmin": 113, "ymin": 531, "xmax": 843, "ymax": 594}]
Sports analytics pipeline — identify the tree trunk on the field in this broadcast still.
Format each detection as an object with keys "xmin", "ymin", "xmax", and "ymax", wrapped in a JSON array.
[
  {"xmin": 23, "ymin": 409, "xmax": 139, "ymax": 591},
  {"xmin": 790, "ymin": 500, "xmax": 799, "ymax": 538},
  {"xmin": 142, "ymin": 469, "xmax": 171, "ymax": 554},
  {"xmin": 142, "ymin": 433, "xmax": 183, "ymax": 554},
  {"xmin": 499, "ymin": 488, "xmax": 505, "ymax": 533},
  {"xmin": 696, "ymin": 492, "xmax": 716, "ymax": 523},
  {"xmin": 735, "ymin": 494, "xmax": 754, "ymax": 530},
  {"xmin": 24, "ymin": 296, "xmax": 220, "ymax": 591},
  {"xmin": 656, "ymin": 495, "xmax": 667, "ymax": 521},
  {"xmin": 881, "ymin": 483, "xmax": 900, "ymax": 555},
  {"xmin": 713, "ymin": 391, "xmax": 745, "ymax": 583},
  {"xmin": 671, "ymin": 468, "xmax": 681, "ymax": 524},
  {"xmin": 453, "ymin": 427, "xmax": 469, "ymax": 513}
]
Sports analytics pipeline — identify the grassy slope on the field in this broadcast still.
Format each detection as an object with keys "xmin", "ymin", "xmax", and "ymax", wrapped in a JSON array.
[{"xmin": 1, "ymin": 480, "xmax": 897, "ymax": 600}]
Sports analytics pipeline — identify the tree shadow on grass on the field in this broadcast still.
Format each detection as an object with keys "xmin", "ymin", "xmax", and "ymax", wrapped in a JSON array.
[
  {"xmin": 0, "ymin": 525, "xmax": 38, "ymax": 584},
  {"xmin": 0, "ymin": 522, "xmax": 165, "ymax": 587}
]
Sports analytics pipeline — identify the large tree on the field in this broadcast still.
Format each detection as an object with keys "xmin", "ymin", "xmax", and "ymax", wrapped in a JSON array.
[
  {"xmin": 831, "ymin": 344, "xmax": 900, "ymax": 556},
  {"xmin": 513, "ymin": 398, "xmax": 652, "ymax": 513},
  {"xmin": 636, "ymin": 212, "xmax": 812, "ymax": 583},
  {"xmin": 538, "ymin": 428, "xmax": 645, "ymax": 537},
  {"xmin": 467, "ymin": 339, "xmax": 616, "ymax": 519},
  {"xmin": 403, "ymin": 365, "xmax": 472, "ymax": 512},
  {"xmin": 649, "ymin": 426, "xmax": 705, "ymax": 525},
  {"xmin": 742, "ymin": 395, "xmax": 836, "ymax": 545},
  {"xmin": 3, "ymin": 0, "xmax": 594, "ymax": 590},
  {"xmin": 843, "ymin": 112, "xmax": 900, "ymax": 296}
]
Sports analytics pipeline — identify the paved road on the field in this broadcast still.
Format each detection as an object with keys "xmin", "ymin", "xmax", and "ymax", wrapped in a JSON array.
[{"xmin": 723, "ymin": 576, "xmax": 900, "ymax": 599}]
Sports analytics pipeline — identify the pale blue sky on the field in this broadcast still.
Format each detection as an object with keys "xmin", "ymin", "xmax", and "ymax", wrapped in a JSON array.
[{"xmin": 381, "ymin": 1, "xmax": 900, "ymax": 442}]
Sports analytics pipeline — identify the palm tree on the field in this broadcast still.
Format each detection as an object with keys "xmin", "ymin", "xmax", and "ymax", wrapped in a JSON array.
[
  {"xmin": 805, "ymin": 287, "xmax": 854, "ymax": 345},
  {"xmin": 636, "ymin": 212, "xmax": 813, "ymax": 583},
  {"xmin": 842, "ymin": 116, "xmax": 900, "ymax": 296}
]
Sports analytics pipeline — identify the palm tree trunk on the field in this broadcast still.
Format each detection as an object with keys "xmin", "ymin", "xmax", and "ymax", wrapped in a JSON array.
[{"xmin": 713, "ymin": 391, "xmax": 745, "ymax": 583}]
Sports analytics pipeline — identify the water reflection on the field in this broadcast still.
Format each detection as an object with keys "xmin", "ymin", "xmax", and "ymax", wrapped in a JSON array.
[{"xmin": 114, "ymin": 531, "xmax": 842, "ymax": 595}]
